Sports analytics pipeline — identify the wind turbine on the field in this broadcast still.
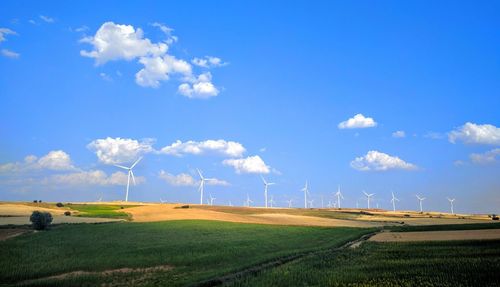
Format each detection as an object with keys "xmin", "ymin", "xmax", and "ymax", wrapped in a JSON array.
[
  {"xmin": 301, "ymin": 181, "xmax": 310, "ymax": 208},
  {"xmin": 261, "ymin": 176, "xmax": 275, "ymax": 208},
  {"xmin": 416, "ymin": 195, "xmax": 426, "ymax": 212},
  {"xmin": 335, "ymin": 185, "xmax": 344, "ymax": 209},
  {"xmin": 286, "ymin": 199, "xmax": 293, "ymax": 208},
  {"xmin": 114, "ymin": 157, "xmax": 142, "ymax": 202},
  {"xmin": 447, "ymin": 197, "xmax": 455, "ymax": 215},
  {"xmin": 363, "ymin": 191, "xmax": 375, "ymax": 209},
  {"xmin": 160, "ymin": 198, "xmax": 167, "ymax": 203},
  {"xmin": 97, "ymin": 194, "xmax": 103, "ymax": 202},
  {"xmin": 269, "ymin": 195, "xmax": 276, "ymax": 208},
  {"xmin": 197, "ymin": 168, "xmax": 216, "ymax": 205},
  {"xmin": 209, "ymin": 193, "xmax": 216, "ymax": 206},
  {"xmin": 390, "ymin": 192, "xmax": 399, "ymax": 212},
  {"xmin": 228, "ymin": 201, "xmax": 233, "ymax": 207},
  {"xmin": 327, "ymin": 200, "xmax": 332, "ymax": 208},
  {"xmin": 308, "ymin": 199, "xmax": 314, "ymax": 208},
  {"xmin": 244, "ymin": 194, "xmax": 253, "ymax": 207}
]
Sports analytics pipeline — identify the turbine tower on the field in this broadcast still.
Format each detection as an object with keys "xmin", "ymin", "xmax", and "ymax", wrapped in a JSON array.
[
  {"xmin": 197, "ymin": 168, "xmax": 216, "ymax": 205},
  {"xmin": 390, "ymin": 192, "xmax": 399, "ymax": 212},
  {"xmin": 308, "ymin": 199, "xmax": 314, "ymax": 208},
  {"xmin": 286, "ymin": 199, "xmax": 293, "ymax": 208},
  {"xmin": 261, "ymin": 176, "xmax": 275, "ymax": 208},
  {"xmin": 269, "ymin": 195, "xmax": 275, "ymax": 208},
  {"xmin": 209, "ymin": 193, "xmax": 216, "ymax": 206},
  {"xmin": 447, "ymin": 197, "xmax": 455, "ymax": 214},
  {"xmin": 114, "ymin": 157, "xmax": 142, "ymax": 202},
  {"xmin": 301, "ymin": 181, "xmax": 310, "ymax": 208},
  {"xmin": 363, "ymin": 191, "xmax": 375, "ymax": 209},
  {"xmin": 244, "ymin": 194, "xmax": 253, "ymax": 207},
  {"xmin": 335, "ymin": 185, "xmax": 344, "ymax": 209},
  {"xmin": 416, "ymin": 195, "xmax": 426, "ymax": 212}
]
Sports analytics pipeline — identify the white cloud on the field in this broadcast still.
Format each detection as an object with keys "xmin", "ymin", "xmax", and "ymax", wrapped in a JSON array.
[
  {"xmin": 338, "ymin": 114, "xmax": 377, "ymax": 129},
  {"xmin": 191, "ymin": 56, "xmax": 227, "ymax": 68},
  {"xmin": 75, "ymin": 26, "xmax": 89, "ymax": 32},
  {"xmin": 470, "ymin": 148, "xmax": 500, "ymax": 164},
  {"xmin": 449, "ymin": 122, "xmax": 500, "ymax": 145},
  {"xmin": 99, "ymin": 72, "xmax": 112, "ymax": 81},
  {"xmin": 39, "ymin": 15, "xmax": 54, "ymax": 23},
  {"xmin": 45, "ymin": 170, "xmax": 144, "ymax": 186},
  {"xmin": 80, "ymin": 22, "xmax": 221, "ymax": 98},
  {"xmin": 0, "ymin": 150, "xmax": 75, "ymax": 173},
  {"xmin": 87, "ymin": 137, "xmax": 155, "ymax": 165},
  {"xmin": 424, "ymin": 132, "xmax": 445, "ymax": 140},
  {"xmin": 80, "ymin": 22, "xmax": 167, "ymax": 65},
  {"xmin": 350, "ymin": 150, "xmax": 417, "ymax": 171},
  {"xmin": 392, "ymin": 131, "xmax": 406, "ymax": 138},
  {"xmin": 158, "ymin": 170, "xmax": 197, "ymax": 186},
  {"xmin": 1, "ymin": 49, "xmax": 19, "ymax": 58},
  {"xmin": 160, "ymin": 139, "xmax": 245, "ymax": 157},
  {"xmin": 178, "ymin": 72, "xmax": 219, "ymax": 98},
  {"xmin": 135, "ymin": 55, "xmax": 192, "ymax": 88},
  {"xmin": 223, "ymin": 155, "xmax": 270, "ymax": 174},
  {"xmin": 0, "ymin": 28, "xmax": 16, "ymax": 43},
  {"xmin": 158, "ymin": 170, "xmax": 229, "ymax": 186}
]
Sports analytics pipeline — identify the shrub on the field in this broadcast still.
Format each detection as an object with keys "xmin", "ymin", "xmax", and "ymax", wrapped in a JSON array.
[
  {"xmin": 33, "ymin": 200, "xmax": 38, "ymax": 203},
  {"xmin": 29, "ymin": 211, "xmax": 53, "ymax": 230},
  {"xmin": 56, "ymin": 202, "xmax": 64, "ymax": 207},
  {"xmin": 64, "ymin": 211, "xmax": 71, "ymax": 216}
]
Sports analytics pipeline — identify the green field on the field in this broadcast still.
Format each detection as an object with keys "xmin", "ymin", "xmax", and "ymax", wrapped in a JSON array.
[
  {"xmin": 66, "ymin": 204, "xmax": 134, "ymax": 220},
  {"xmin": 227, "ymin": 240, "xmax": 500, "ymax": 287},
  {"xmin": 0, "ymin": 220, "xmax": 372, "ymax": 286},
  {"xmin": 387, "ymin": 222, "xmax": 500, "ymax": 232}
]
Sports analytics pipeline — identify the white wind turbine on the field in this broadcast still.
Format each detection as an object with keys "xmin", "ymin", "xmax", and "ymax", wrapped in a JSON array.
[
  {"xmin": 228, "ymin": 201, "xmax": 233, "ymax": 207},
  {"xmin": 160, "ymin": 198, "xmax": 167, "ymax": 203},
  {"xmin": 416, "ymin": 195, "xmax": 426, "ymax": 212},
  {"xmin": 363, "ymin": 191, "xmax": 375, "ymax": 209},
  {"xmin": 447, "ymin": 197, "xmax": 455, "ymax": 215},
  {"xmin": 335, "ymin": 185, "xmax": 344, "ymax": 209},
  {"xmin": 244, "ymin": 194, "xmax": 253, "ymax": 207},
  {"xmin": 286, "ymin": 199, "xmax": 294, "ymax": 208},
  {"xmin": 97, "ymin": 194, "xmax": 103, "ymax": 202},
  {"xmin": 114, "ymin": 157, "xmax": 142, "ymax": 202},
  {"xmin": 269, "ymin": 195, "xmax": 276, "ymax": 208},
  {"xmin": 308, "ymin": 199, "xmax": 314, "ymax": 208},
  {"xmin": 261, "ymin": 176, "xmax": 275, "ymax": 208},
  {"xmin": 197, "ymin": 168, "xmax": 216, "ymax": 205},
  {"xmin": 327, "ymin": 201, "xmax": 332, "ymax": 208},
  {"xmin": 390, "ymin": 192, "xmax": 399, "ymax": 212},
  {"xmin": 301, "ymin": 181, "xmax": 310, "ymax": 208},
  {"xmin": 209, "ymin": 193, "xmax": 216, "ymax": 206}
]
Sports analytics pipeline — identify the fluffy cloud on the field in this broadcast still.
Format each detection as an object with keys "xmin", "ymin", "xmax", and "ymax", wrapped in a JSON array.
[
  {"xmin": 45, "ymin": 170, "xmax": 145, "ymax": 186},
  {"xmin": 0, "ymin": 150, "xmax": 75, "ymax": 173},
  {"xmin": 449, "ymin": 122, "xmax": 500, "ymax": 145},
  {"xmin": 338, "ymin": 114, "xmax": 377, "ymax": 129},
  {"xmin": 470, "ymin": 148, "xmax": 500, "ymax": 164},
  {"xmin": 80, "ymin": 22, "xmax": 222, "ymax": 99},
  {"xmin": 191, "ymin": 56, "xmax": 227, "ymax": 68},
  {"xmin": 158, "ymin": 170, "xmax": 229, "ymax": 186},
  {"xmin": 160, "ymin": 139, "xmax": 245, "ymax": 157},
  {"xmin": 87, "ymin": 137, "xmax": 154, "ymax": 164},
  {"xmin": 39, "ymin": 15, "xmax": 54, "ymax": 23},
  {"xmin": 178, "ymin": 72, "xmax": 219, "ymax": 98},
  {"xmin": 392, "ymin": 130, "xmax": 406, "ymax": 138},
  {"xmin": 223, "ymin": 155, "xmax": 270, "ymax": 174},
  {"xmin": 0, "ymin": 28, "xmax": 16, "ymax": 43},
  {"xmin": 1, "ymin": 49, "xmax": 20, "ymax": 59},
  {"xmin": 80, "ymin": 22, "xmax": 167, "ymax": 65},
  {"xmin": 135, "ymin": 55, "xmax": 192, "ymax": 87},
  {"xmin": 350, "ymin": 150, "xmax": 417, "ymax": 171}
]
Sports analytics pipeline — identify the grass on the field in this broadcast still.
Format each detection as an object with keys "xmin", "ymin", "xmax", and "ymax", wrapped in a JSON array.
[
  {"xmin": 227, "ymin": 240, "xmax": 500, "ymax": 287},
  {"xmin": 0, "ymin": 220, "xmax": 373, "ymax": 286},
  {"xmin": 66, "ymin": 204, "xmax": 134, "ymax": 220},
  {"xmin": 387, "ymin": 222, "xmax": 500, "ymax": 232}
]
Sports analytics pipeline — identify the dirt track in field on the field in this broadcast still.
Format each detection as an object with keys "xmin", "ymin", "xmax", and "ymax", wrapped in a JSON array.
[
  {"xmin": 370, "ymin": 229, "xmax": 500, "ymax": 242},
  {"xmin": 124, "ymin": 204, "xmax": 382, "ymax": 227}
]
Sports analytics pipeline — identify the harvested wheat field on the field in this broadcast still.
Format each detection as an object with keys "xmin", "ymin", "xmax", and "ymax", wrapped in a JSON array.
[
  {"xmin": 370, "ymin": 229, "xmax": 500, "ymax": 242},
  {"xmin": 124, "ymin": 204, "xmax": 382, "ymax": 227}
]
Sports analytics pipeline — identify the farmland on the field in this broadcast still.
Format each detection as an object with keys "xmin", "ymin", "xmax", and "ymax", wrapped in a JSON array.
[
  {"xmin": 227, "ymin": 240, "xmax": 500, "ymax": 287},
  {"xmin": 0, "ymin": 220, "xmax": 372, "ymax": 286}
]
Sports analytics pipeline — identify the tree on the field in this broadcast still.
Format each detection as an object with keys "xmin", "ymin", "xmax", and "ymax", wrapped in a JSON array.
[{"xmin": 29, "ymin": 211, "xmax": 53, "ymax": 230}]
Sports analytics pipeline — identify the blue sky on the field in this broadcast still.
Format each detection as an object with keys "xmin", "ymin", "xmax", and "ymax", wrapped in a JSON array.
[{"xmin": 1, "ymin": 1, "xmax": 499, "ymax": 213}]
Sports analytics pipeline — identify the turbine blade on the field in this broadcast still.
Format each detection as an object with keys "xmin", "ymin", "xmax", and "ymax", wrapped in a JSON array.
[
  {"xmin": 130, "ymin": 157, "xmax": 143, "ymax": 169},
  {"xmin": 130, "ymin": 170, "xmax": 136, "ymax": 185},
  {"xmin": 114, "ymin": 164, "xmax": 129, "ymax": 170},
  {"xmin": 197, "ymin": 168, "xmax": 204, "ymax": 179}
]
